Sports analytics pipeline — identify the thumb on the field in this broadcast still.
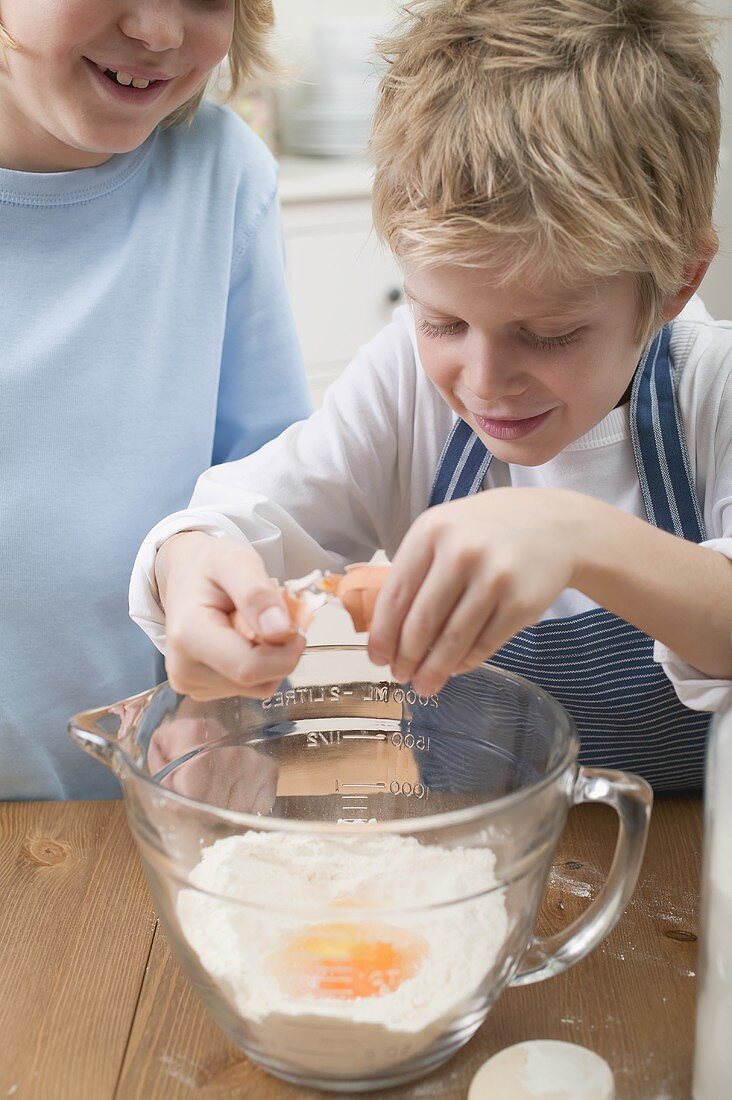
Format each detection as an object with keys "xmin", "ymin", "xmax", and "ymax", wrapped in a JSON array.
[
  {"xmin": 225, "ymin": 568, "xmax": 293, "ymax": 645},
  {"xmin": 202, "ymin": 541, "xmax": 294, "ymax": 644},
  {"xmin": 230, "ymin": 601, "xmax": 293, "ymax": 644}
]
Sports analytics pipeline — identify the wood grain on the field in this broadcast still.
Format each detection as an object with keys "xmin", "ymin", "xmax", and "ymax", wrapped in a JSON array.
[
  {"xmin": 116, "ymin": 798, "xmax": 702, "ymax": 1100},
  {"xmin": 0, "ymin": 797, "xmax": 701, "ymax": 1099},
  {"xmin": 0, "ymin": 801, "xmax": 157, "ymax": 1100}
]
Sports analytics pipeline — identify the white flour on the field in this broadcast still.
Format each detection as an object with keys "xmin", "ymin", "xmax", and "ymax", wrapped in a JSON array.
[{"xmin": 177, "ymin": 831, "xmax": 508, "ymax": 1076}]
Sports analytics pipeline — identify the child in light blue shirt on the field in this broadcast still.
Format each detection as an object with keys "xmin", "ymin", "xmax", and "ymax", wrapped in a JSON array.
[{"xmin": 0, "ymin": 1, "xmax": 310, "ymax": 799}]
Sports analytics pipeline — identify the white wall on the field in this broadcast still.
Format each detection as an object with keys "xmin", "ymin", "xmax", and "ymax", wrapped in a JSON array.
[
  {"xmin": 272, "ymin": 0, "xmax": 395, "ymax": 67},
  {"xmin": 705, "ymin": 0, "xmax": 732, "ymax": 321}
]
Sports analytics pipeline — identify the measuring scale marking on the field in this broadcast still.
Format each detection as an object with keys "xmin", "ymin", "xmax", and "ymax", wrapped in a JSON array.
[
  {"xmin": 306, "ymin": 730, "xmax": 389, "ymax": 750},
  {"xmin": 336, "ymin": 779, "xmax": 385, "ymax": 824},
  {"xmin": 306, "ymin": 728, "xmax": 432, "ymax": 822},
  {"xmin": 339, "ymin": 782, "xmax": 387, "ymax": 790},
  {"xmin": 342, "ymin": 794, "xmax": 369, "ymax": 811}
]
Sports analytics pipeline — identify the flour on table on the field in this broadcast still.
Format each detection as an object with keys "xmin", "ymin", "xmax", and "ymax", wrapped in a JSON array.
[{"xmin": 177, "ymin": 831, "xmax": 507, "ymax": 1075}]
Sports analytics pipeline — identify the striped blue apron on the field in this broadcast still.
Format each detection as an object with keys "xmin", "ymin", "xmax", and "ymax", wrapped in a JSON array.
[{"xmin": 426, "ymin": 324, "xmax": 711, "ymax": 792}]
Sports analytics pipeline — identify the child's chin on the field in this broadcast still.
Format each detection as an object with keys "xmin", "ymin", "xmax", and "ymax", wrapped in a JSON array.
[
  {"xmin": 479, "ymin": 433, "xmax": 562, "ymax": 467},
  {"xmin": 75, "ymin": 126, "xmax": 156, "ymax": 157}
]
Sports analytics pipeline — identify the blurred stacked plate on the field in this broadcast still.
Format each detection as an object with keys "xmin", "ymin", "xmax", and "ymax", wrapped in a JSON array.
[{"xmin": 281, "ymin": 18, "xmax": 387, "ymax": 157}]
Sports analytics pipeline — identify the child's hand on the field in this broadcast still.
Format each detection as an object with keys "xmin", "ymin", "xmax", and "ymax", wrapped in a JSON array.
[
  {"xmin": 368, "ymin": 488, "xmax": 586, "ymax": 695},
  {"xmin": 155, "ymin": 532, "xmax": 306, "ymax": 701}
]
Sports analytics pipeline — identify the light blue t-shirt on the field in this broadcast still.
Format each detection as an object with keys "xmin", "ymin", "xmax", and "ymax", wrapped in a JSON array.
[{"xmin": 0, "ymin": 102, "xmax": 311, "ymax": 800}]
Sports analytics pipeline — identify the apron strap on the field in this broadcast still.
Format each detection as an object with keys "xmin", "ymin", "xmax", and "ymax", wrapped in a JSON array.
[
  {"xmin": 429, "ymin": 419, "xmax": 491, "ymax": 507},
  {"xmin": 630, "ymin": 324, "xmax": 706, "ymax": 540}
]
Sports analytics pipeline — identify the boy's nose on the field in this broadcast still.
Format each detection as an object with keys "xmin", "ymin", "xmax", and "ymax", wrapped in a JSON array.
[
  {"xmin": 119, "ymin": 1, "xmax": 185, "ymax": 53},
  {"xmin": 462, "ymin": 335, "xmax": 525, "ymax": 400}
]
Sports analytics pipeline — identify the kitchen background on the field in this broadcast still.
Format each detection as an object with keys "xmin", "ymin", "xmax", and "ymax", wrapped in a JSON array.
[{"xmin": 224, "ymin": 0, "xmax": 732, "ymax": 405}]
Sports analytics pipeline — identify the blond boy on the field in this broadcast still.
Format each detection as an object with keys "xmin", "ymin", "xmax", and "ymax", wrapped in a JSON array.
[{"xmin": 131, "ymin": 0, "xmax": 732, "ymax": 791}]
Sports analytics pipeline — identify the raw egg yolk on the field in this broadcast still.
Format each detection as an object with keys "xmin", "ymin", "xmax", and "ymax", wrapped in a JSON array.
[{"xmin": 270, "ymin": 921, "xmax": 427, "ymax": 1000}]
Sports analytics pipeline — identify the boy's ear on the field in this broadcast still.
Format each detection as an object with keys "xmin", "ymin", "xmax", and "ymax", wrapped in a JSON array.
[{"xmin": 660, "ymin": 239, "xmax": 719, "ymax": 323}]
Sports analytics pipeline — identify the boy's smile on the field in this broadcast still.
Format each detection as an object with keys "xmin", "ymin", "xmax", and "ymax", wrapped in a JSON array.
[
  {"xmin": 406, "ymin": 266, "xmax": 649, "ymax": 466},
  {"xmin": 0, "ymin": 0, "xmax": 235, "ymax": 172},
  {"xmin": 472, "ymin": 409, "xmax": 554, "ymax": 442}
]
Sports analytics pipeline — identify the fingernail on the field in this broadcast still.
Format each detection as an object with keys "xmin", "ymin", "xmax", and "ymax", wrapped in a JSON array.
[{"xmin": 258, "ymin": 606, "xmax": 290, "ymax": 636}]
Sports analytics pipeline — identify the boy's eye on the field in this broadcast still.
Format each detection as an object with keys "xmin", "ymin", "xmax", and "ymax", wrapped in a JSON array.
[
  {"xmin": 417, "ymin": 318, "xmax": 465, "ymax": 338},
  {"xmin": 521, "ymin": 328, "xmax": 582, "ymax": 350}
]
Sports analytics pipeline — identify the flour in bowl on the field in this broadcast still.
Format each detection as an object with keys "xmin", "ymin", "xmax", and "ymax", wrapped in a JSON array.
[{"xmin": 177, "ymin": 831, "xmax": 508, "ymax": 1075}]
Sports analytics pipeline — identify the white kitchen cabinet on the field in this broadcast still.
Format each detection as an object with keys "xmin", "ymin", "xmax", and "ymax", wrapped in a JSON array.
[{"xmin": 278, "ymin": 156, "xmax": 403, "ymax": 406}]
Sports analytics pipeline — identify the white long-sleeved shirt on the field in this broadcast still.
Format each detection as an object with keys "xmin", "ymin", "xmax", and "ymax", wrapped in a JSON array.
[{"xmin": 130, "ymin": 302, "xmax": 732, "ymax": 711}]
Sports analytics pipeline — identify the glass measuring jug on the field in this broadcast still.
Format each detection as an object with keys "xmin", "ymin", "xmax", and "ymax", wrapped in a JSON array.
[{"xmin": 69, "ymin": 646, "xmax": 652, "ymax": 1093}]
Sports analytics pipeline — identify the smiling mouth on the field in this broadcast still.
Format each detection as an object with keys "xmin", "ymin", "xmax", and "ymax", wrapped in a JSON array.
[
  {"xmin": 89, "ymin": 60, "xmax": 171, "ymax": 90},
  {"xmin": 100, "ymin": 67, "xmax": 157, "ymax": 89},
  {"xmin": 473, "ymin": 409, "xmax": 553, "ymax": 441},
  {"xmin": 476, "ymin": 412, "xmax": 548, "ymax": 422}
]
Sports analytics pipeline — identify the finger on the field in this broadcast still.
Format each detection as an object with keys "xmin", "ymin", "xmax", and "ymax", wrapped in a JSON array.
[
  {"xmin": 227, "ymin": 582, "xmax": 292, "ymax": 646},
  {"xmin": 200, "ymin": 543, "xmax": 293, "ymax": 644},
  {"xmin": 167, "ymin": 608, "xmax": 304, "ymax": 694},
  {"xmin": 391, "ymin": 557, "xmax": 481, "ymax": 682},
  {"xmin": 368, "ymin": 535, "xmax": 433, "ymax": 667},
  {"xmin": 168, "ymin": 653, "xmax": 290, "ymax": 700},
  {"xmin": 463, "ymin": 603, "xmax": 535, "ymax": 667},
  {"xmin": 446, "ymin": 601, "xmax": 538, "ymax": 680},
  {"xmin": 183, "ymin": 681, "xmax": 282, "ymax": 703},
  {"xmin": 230, "ymin": 600, "xmax": 293, "ymax": 645},
  {"xmin": 409, "ymin": 587, "xmax": 496, "ymax": 695},
  {"xmin": 168, "ymin": 657, "xmax": 284, "ymax": 701}
]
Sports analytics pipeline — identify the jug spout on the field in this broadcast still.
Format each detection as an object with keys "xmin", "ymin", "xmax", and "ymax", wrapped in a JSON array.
[{"xmin": 68, "ymin": 687, "xmax": 159, "ymax": 769}]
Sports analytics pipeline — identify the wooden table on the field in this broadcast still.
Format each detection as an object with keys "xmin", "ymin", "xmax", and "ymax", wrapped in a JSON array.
[{"xmin": 0, "ymin": 797, "xmax": 701, "ymax": 1099}]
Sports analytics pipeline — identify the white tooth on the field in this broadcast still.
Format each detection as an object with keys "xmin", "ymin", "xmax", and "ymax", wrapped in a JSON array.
[
  {"xmin": 115, "ymin": 71, "xmax": 133, "ymax": 86},
  {"xmin": 131, "ymin": 78, "xmax": 150, "ymax": 89}
]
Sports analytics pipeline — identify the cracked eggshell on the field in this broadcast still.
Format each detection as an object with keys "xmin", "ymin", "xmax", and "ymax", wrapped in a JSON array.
[
  {"xmin": 331, "ymin": 564, "xmax": 391, "ymax": 633},
  {"xmin": 228, "ymin": 564, "xmax": 391, "ymax": 642}
]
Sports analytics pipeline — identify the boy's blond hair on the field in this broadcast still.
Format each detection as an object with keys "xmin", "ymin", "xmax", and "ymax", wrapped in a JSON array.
[
  {"xmin": 371, "ymin": 0, "xmax": 721, "ymax": 341},
  {"xmin": 0, "ymin": 1, "xmax": 276, "ymax": 128}
]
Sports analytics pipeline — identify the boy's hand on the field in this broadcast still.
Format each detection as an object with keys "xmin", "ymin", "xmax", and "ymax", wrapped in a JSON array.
[
  {"xmin": 367, "ymin": 488, "xmax": 586, "ymax": 695},
  {"xmin": 155, "ymin": 532, "xmax": 305, "ymax": 701}
]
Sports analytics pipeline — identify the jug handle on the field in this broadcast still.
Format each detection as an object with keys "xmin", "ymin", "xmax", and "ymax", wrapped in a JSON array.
[
  {"xmin": 510, "ymin": 766, "xmax": 653, "ymax": 986},
  {"xmin": 68, "ymin": 687, "xmax": 160, "ymax": 768}
]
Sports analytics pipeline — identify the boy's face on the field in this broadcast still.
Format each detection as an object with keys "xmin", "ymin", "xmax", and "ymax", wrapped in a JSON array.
[
  {"xmin": 406, "ymin": 264, "xmax": 648, "ymax": 467},
  {"xmin": 0, "ymin": 0, "xmax": 234, "ymax": 171}
]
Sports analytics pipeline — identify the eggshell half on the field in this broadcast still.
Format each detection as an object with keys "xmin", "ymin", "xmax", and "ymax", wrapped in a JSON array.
[
  {"xmin": 329, "ymin": 564, "xmax": 391, "ymax": 632},
  {"xmin": 229, "ymin": 563, "xmax": 390, "ymax": 642}
]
